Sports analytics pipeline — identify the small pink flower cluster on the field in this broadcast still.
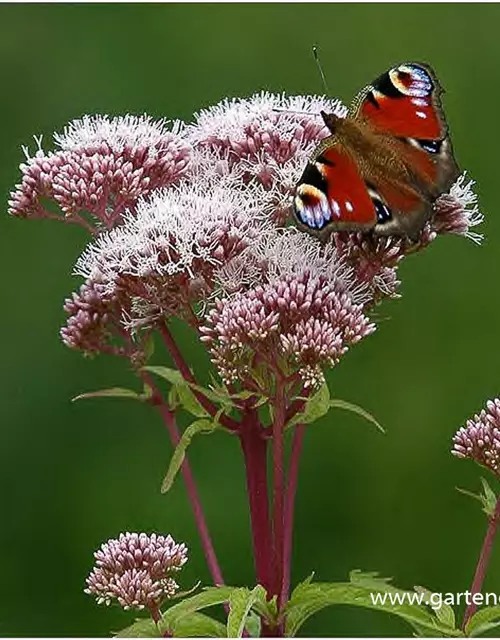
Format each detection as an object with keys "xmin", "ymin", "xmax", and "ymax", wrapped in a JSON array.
[
  {"xmin": 452, "ymin": 398, "xmax": 500, "ymax": 476},
  {"xmin": 9, "ymin": 115, "xmax": 190, "ymax": 231},
  {"xmin": 201, "ymin": 271, "xmax": 374, "ymax": 388},
  {"xmin": 85, "ymin": 532, "xmax": 188, "ymax": 611}
]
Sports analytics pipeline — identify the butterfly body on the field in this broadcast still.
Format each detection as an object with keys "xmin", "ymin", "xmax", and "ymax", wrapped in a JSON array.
[{"xmin": 293, "ymin": 63, "xmax": 460, "ymax": 240}]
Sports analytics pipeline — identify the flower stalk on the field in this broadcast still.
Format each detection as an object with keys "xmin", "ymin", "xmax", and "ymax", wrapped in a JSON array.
[{"xmin": 462, "ymin": 493, "xmax": 500, "ymax": 629}]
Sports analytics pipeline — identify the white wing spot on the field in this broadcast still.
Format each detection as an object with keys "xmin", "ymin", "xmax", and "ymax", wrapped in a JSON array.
[
  {"xmin": 345, "ymin": 201, "xmax": 353, "ymax": 213},
  {"xmin": 416, "ymin": 111, "xmax": 427, "ymax": 119}
]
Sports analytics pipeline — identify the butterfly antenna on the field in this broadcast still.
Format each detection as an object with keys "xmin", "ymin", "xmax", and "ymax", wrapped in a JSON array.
[{"xmin": 312, "ymin": 45, "xmax": 330, "ymax": 95}]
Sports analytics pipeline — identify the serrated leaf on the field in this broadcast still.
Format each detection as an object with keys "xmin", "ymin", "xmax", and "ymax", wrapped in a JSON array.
[
  {"xmin": 161, "ymin": 419, "xmax": 218, "ymax": 493},
  {"xmin": 465, "ymin": 605, "xmax": 500, "ymax": 636},
  {"xmin": 164, "ymin": 612, "xmax": 226, "ymax": 637},
  {"xmin": 288, "ymin": 384, "xmax": 330, "ymax": 427},
  {"xmin": 72, "ymin": 387, "xmax": 142, "ymax": 402},
  {"xmin": 227, "ymin": 586, "xmax": 266, "ymax": 638},
  {"xmin": 114, "ymin": 618, "xmax": 160, "ymax": 637},
  {"xmin": 161, "ymin": 586, "xmax": 236, "ymax": 632},
  {"xmin": 285, "ymin": 577, "xmax": 462, "ymax": 638},
  {"xmin": 415, "ymin": 586, "xmax": 456, "ymax": 629},
  {"xmin": 329, "ymin": 399, "xmax": 384, "ymax": 433}
]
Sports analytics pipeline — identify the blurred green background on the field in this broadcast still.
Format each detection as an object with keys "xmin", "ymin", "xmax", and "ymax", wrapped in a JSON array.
[{"xmin": 1, "ymin": 3, "xmax": 499, "ymax": 636}]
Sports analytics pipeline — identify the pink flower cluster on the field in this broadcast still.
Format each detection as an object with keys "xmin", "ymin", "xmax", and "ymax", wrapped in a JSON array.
[
  {"xmin": 452, "ymin": 398, "xmax": 500, "ymax": 475},
  {"xmin": 201, "ymin": 270, "xmax": 374, "ymax": 388},
  {"xmin": 8, "ymin": 92, "xmax": 483, "ymax": 388},
  {"xmin": 9, "ymin": 115, "xmax": 190, "ymax": 231},
  {"xmin": 85, "ymin": 532, "xmax": 188, "ymax": 611}
]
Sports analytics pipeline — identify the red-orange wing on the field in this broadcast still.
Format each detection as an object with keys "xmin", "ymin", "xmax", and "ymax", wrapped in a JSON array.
[
  {"xmin": 293, "ymin": 145, "xmax": 377, "ymax": 235},
  {"xmin": 352, "ymin": 62, "xmax": 459, "ymax": 197},
  {"xmin": 354, "ymin": 63, "xmax": 444, "ymax": 139}
]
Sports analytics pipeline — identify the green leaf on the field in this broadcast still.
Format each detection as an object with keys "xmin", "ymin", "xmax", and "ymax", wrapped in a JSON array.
[
  {"xmin": 164, "ymin": 612, "xmax": 226, "ymax": 637},
  {"xmin": 415, "ymin": 586, "xmax": 456, "ymax": 629},
  {"xmin": 227, "ymin": 586, "xmax": 266, "ymax": 638},
  {"xmin": 161, "ymin": 419, "xmax": 218, "ymax": 493},
  {"xmin": 480, "ymin": 477, "xmax": 498, "ymax": 517},
  {"xmin": 176, "ymin": 383, "xmax": 209, "ymax": 418},
  {"xmin": 456, "ymin": 478, "xmax": 498, "ymax": 518},
  {"xmin": 285, "ymin": 575, "xmax": 462, "ymax": 638},
  {"xmin": 72, "ymin": 387, "xmax": 142, "ymax": 402},
  {"xmin": 244, "ymin": 612, "xmax": 261, "ymax": 637},
  {"xmin": 143, "ymin": 365, "xmax": 185, "ymax": 386},
  {"xmin": 162, "ymin": 586, "xmax": 236, "ymax": 632},
  {"xmin": 114, "ymin": 618, "xmax": 160, "ymax": 637},
  {"xmin": 465, "ymin": 605, "xmax": 500, "ymax": 636},
  {"xmin": 143, "ymin": 366, "xmax": 209, "ymax": 417},
  {"xmin": 329, "ymin": 399, "xmax": 384, "ymax": 433},
  {"xmin": 288, "ymin": 384, "xmax": 330, "ymax": 427}
]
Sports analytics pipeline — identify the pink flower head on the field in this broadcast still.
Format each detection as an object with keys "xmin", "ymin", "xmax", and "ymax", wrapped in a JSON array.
[
  {"xmin": 64, "ymin": 178, "xmax": 270, "ymax": 338},
  {"xmin": 201, "ymin": 232, "xmax": 374, "ymax": 389},
  {"xmin": 85, "ymin": 532, "xmax": 188, "ymax": 611},
  {"xmin": 187, "ymin": 92, "xmax": 347, "ymax": 223},
  {"xmin": 452, "ymin": 398, "xmax": 500, "ymax": 476},
  {"xmin": 60, "ymin": 276, "xmax": 137, "ymax": 358},
  {"xmin": 9, "ymin": 115, "xmax": 190, "ymax": 232}
]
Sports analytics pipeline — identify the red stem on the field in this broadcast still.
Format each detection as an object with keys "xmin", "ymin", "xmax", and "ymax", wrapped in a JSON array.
[
  {"xmin": 159, "ymin": 322, "xmax": 239, "ymax": 432},
  {"xmin": 239, "ymin": 410, "xmax": 273, "ymax": 595},
  {"xmin": 144, "ymin": 371, "xmax": 225, "ymax": 587},
  {"xmin": 280, "ymin": 422, "xmax": 306, "ymax": 609},
  {"xmin": 158, "ymin": 402, "xmax": 225, "ymax": 586},
  {"xmin": 272, "ymin": 379, "xmax": 286, "ymax": 604},
  {"xmin": 462, "ymin": 492, "xmax": 500, "ymax": 629}
]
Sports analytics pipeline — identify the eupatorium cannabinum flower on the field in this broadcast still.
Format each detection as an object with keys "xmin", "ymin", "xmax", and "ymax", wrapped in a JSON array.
[
  {"xmin": 8, "ymin": 115, "xmax": 190, "ymax": 231},
  {"xmin": 9, "ymin": 92, "xmax": 483, "ymax": 388},
  {"xmin": 85, "ymin": 532, "xmax": 188, "ymax": 611},
  {"xmin": 452, "ymin": 399, "xmax": 500, "ymax": 476}
]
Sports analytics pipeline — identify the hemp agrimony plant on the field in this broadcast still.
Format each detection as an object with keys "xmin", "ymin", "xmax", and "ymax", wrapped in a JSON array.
[{"xmin": 10, "ymin": 93, "xmax": 498, "ymax": 637}]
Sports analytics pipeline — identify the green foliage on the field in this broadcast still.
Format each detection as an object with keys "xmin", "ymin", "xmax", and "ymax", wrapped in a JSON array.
[
  {"xmin": 284, "ymin": 571, "xmax": 463, "ymax": 637},
  {"xmin": 161, "ymin": 418, "xmax": 219, "ymax": 493},
  {"xmin": 465, "ymin": 605, "xmax": 500, "ymax": 637},
  {"xmin": 160, "ymin": 586, "xmax": 235, "ymax": 633},
  {"xmin": 114, "ymin": 612, "xmax": 227, "ymax": 638},
  {"xmin": 143, "ymin": 365, "xmax": 263, "ymax": 415},
  {"xmin": 227, "ymin": 586, "xmax": 267, "ymax": 637},
  {"xmin": 414, "ymin": 586, "xmax": 456, "ymax": 630},
  {"xmin": 289, "ymin": 383, "xmax": 384, "ymax": 433},
  {"xmin": 72, "ymin": 387, "xmax": 146, "ymax": 402},
  {"xmin": 144, "ymin": 366, "xmax": 209, "ymax": 417},
  {"xmin": 456, "ymin": 477, "xmax": 498, "ymax": 518},
  {"xmin": 114, "ymin": 618, "xmax": 160, "ymax": 638}
]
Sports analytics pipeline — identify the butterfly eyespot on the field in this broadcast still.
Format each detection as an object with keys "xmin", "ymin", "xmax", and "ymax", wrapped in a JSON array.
[
  {"xmin": 389, "ymin": 64, "xmax": 433, "ymax": 98},
  {"xmin": 294, "ymin": 185, "xmax": 331, "ymax": 230}
]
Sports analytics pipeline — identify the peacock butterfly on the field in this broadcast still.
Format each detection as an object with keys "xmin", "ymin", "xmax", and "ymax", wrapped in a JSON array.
[{"xmin": 293, "ymin": 63, "xmax": 460, "ymax": 240}]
